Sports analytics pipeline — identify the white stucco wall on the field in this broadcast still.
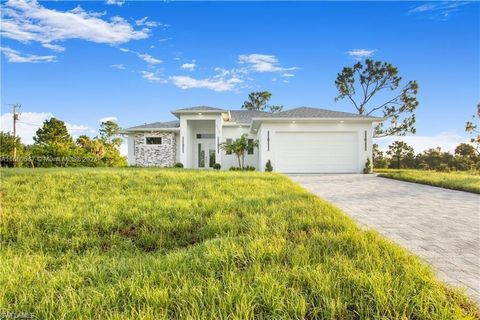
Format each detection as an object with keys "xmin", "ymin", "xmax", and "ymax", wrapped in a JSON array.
[
  {"xmin": 220, "ymin": 126, "xmax": 259, "ymax": 170},
  {"xmin": 178, "ymin": 114, "xmax": 223, "ymax": 168},
  {"xmin": 257, "ymin": 120, "xmax": 374, "ymax": 173}
]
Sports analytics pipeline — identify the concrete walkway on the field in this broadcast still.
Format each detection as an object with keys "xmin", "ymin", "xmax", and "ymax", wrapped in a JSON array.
[{"xmin": 288, "ymin": 174, "xmax": 480, "ymax": 302}]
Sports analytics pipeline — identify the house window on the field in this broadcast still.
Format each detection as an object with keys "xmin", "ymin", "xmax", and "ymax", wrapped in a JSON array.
[
  {"xmin": 146, "ymin": 137, "xmax": 162, "ymax": 145},
  {"xmin": 182, "ymin": 136, "xmax": 184, "ymax": 153},
  {"xmin": 247, "ymin": 139, "xmax": 254, "ymax": 155},
  {"xmin": 225, "ymin": 139, "xmax": 232, "ymax": 155},
  {"xmin": 196, "ymin": 133, "xmax": 215, "ymax": 139}
]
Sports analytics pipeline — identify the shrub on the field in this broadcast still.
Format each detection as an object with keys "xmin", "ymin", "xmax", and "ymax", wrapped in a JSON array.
[
  {"xmin": 212, "ymin": 163, "xmax": 221, "ymax": 170},
  {"xmin": 265, "ymin": 160, "xmax": 273, "ymax": 172},
  {"xmin": 436, "ymin": 163, "xmax": 450, "ymax": 172},
  {"xmin": 454, "ymin": 161, "xmax": 470, "ymax": 171},
  {"xmin": 173, "ymin": 162, "xmax": 184, "ymax": 168},
  {"xmin": 417, "ymin": 162, "xmax": 429, "ymax": 170},
  {"xmin": 229, "ymin": 166, "xmax": 255, "ymax": 171},
  {"xmin": 363, "ymin": 158, "xmax": 372, "ymax": 174},
  {"xmin": 476, "ymin": 161, "xmax": 480, "ymax": 171}
]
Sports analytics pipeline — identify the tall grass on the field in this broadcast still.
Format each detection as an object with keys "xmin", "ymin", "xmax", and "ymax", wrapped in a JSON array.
[
  {"xmin": 0, "ymin": 168, "xmax": 477, "ymax": 319},
  {"xmin": 376, "ymin": 169, "xmax": 480, "ymax": 194}
]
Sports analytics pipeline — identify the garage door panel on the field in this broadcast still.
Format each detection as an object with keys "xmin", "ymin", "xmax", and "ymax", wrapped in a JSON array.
[{"xmin": 275, "ymin": 132, "xmax": 358, "ymax": 173}]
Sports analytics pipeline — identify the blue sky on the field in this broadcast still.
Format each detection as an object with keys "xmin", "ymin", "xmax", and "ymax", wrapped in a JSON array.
[{"xmin": 1, "ymin": 0, "xmax": 479, "ymax": 154}]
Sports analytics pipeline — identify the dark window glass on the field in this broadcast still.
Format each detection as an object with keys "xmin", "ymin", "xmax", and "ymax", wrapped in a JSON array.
[
  {"xmin": 196, "ymin": 133, "xmax": 215, "ymax": 139},
  {"xmin": 247, "ymin": 139, "xmax": 254, "ymax": 155},
  {"xmin": 146, "ymin": 137, "xmax": 162, "ymax": 145}
]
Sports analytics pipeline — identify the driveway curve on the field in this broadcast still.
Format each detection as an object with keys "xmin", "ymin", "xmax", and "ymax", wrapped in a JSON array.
[{"xmin": 288, "ymin": 174, "xmax": 480, "ymax": 302}]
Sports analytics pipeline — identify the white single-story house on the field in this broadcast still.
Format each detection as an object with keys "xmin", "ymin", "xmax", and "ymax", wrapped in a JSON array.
[{"xmin": 123, "ymin": 106, "xmax": 383, "ymax": 173}]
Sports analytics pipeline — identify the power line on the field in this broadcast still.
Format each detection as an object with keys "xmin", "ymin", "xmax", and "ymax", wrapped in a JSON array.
[{"xmin": 17, "ymin": 121, "xmax": 43, "ymax": 127}]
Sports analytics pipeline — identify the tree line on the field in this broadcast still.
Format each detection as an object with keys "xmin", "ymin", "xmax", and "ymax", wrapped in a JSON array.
[
  {"xmin": 374, "ymin": 141, "xmax": 480, "ymax": 172},
  {"xmin": 0, "ymin": 118, "xmax": 125, "ymax": 167}
]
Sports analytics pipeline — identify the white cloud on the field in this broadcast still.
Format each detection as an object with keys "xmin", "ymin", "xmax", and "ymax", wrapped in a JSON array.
[
  {"xmin": 41, "ymin": 43, "xmax": 65, "ymax": 52},
  {"xmin": 375, "ymin": 132, "xmax": 470, "ymax": 154},
  {"xmin": 0, "ymin": 111, "xmax": 93, "ymax": 144},
  {"xmin": 135, "ymin": 16, "xmax": 161, "ymax": 28},
  {"xmin": 1, "ymin": 0, "xmax": 149, "ymax": 51},
  {"xmin": 1, "ymin": 47, "xmax": 56, "ymax": 63},
  {"xmin": 111, "ymin": 63, "xmax": 125, "ymax": 70},
  {"xmin": 238, "ymin": 54, "xmax": 297, "ymax": 73},
  {"xmin": 159, "ymin": 38, "xmax": 172, "ymax": 43},
  {"xmin": 170, "ymin": 54, "xmax": 294, "ymax": 91},
  {"xmin": 141, "ymin": 71, "xmax": 165, "ymax": 83},
  {"xmin": 181, "ymin": 60, "xmax": 196, "ymax": 71},
  {"xmin": 120, "ymin": 48, "xmax": 162, "ymax": 65},
  {"xmin": 407, "ymin": 1, "xmax": 471, "ymax": 20},
  {"xmin": 65, "ymin": 123, "xmax": 93, "ymax": 135},
  {"xmin": 138, "ymin": 53, "xmax": 162, "ymax": 65},
  {"xmin": 105, "ymin": 0, "xmax": 125, "ymax": 6},
  {"xmin": 169, "ymin": 75, "xmax": 243, "ymax": 92},
  {"xmin": 346, "ymin": 49, "xmax": 376, "ymax": 60},
  {"xmin": 99, "ymin": 116, "xmax": 118, "ymax": 122}
]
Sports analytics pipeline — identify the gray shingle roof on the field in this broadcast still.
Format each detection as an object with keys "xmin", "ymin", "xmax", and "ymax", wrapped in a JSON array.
[
  {"xmin": 174, "ymin": 106, "xmax": 226, "ymax": 112},
  {"xmin": 271, "ymin": 107, "xmax": 378, "ymax": 118},
  {"xmin": 228, "ymin": 110, "xmax": 271, "ymax": 124},
  {"xmin": 126, "ymin": 107, "xmax": 380, "ymax": 130},
  {"xmin": 125, "ymin": 120, "xmax": 180, "ymax": 130}
]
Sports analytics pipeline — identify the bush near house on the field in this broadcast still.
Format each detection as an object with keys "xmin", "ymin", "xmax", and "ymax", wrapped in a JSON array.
[{"xmin": 1, "ymin": 168, "xmax": 477, "ymax": 319}]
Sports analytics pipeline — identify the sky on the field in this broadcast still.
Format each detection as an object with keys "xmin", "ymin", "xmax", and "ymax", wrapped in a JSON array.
[{"xmin": 1, "ymin": 0, "xmax": 479, "ymax": 155}]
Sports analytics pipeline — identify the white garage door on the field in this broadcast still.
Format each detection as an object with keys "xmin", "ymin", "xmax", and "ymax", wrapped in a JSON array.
[{"xmin": 275, "ymin": 131, "xmax": 358, "ymax": 173}]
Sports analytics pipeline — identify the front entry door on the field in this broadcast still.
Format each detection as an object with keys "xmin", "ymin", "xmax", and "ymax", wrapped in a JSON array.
[{"xmin": 196, "ymin": 140, "xmax": 216, "ymax": 169}]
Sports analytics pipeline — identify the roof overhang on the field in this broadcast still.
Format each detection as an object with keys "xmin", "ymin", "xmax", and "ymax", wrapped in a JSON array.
[
  {"xmin": 249, "ymin": 117, "xmax": 385, "ymax": 133},
  {"xmin": 171, "ymin": 109, "xmax": 230, "ymax": 120},
  {"xmin": 121, "ymin": 127, "xmax": 180, "ymax": 134}
]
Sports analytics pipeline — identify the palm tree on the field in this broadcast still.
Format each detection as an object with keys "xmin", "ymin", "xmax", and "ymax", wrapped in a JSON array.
[{"xmin": 220, "ymin": 134, "xmax": 258, "ymax": 168}]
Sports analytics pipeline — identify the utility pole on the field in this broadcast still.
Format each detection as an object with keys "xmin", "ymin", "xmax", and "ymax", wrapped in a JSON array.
[{"xmin": 10, "ymin": 104, "xmax": 21, "ymax": 164}]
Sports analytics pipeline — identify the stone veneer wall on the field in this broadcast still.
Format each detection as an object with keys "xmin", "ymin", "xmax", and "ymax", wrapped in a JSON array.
[{"xmin": 134, "ymin": 132, "xmax": 176, "ymax": 166}]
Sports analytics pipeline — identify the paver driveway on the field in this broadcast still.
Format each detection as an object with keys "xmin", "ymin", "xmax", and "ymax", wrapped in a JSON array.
[{"xmin": 288, "ymin": 174, "xmax": 480, "ymax": 302}]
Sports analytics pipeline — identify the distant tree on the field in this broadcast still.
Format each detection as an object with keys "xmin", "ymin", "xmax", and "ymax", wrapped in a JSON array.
[
  {"xmin": 465, "ymin": 104, "xmax": 480, "ymax": 154},
  {"xmin": 454, "ymin": 143, "xmax": 477, "ymax": 160},
  {"xmin": 98, "ymin": 121, "xmax": 126, "ymax": 166},
  {"xmin": 453, "ymin": 143, "xmax": 477, "ymax": 171},
  {"xmin": 335, "ymin": 59, "xmax": 419, "ymax": 137},
  {"xmin": 34, "ymin": 117, "xmax": 73, "ymax": 147},
  {"xmin": 99, "ymin": 121, "xmax": 123, "ymax": 147},
  {"xmin": 76, "ymin": 135, "xmax": 106, "ymax": 160},
  {"xmin": 417, "ymin": 147, "xmax": 453, "ymax": 171},
  {"xmin": 372, "ymin": 143, "xmax": 389, "ymax": 168},
  {"xmin": 0, "ymin": 131, "xmax": 24, "ymax": 167},
  {"xmin": 386, "ymin": 141, "xmax": 415, "ymax": 169},
  {"xmin": 242, "ymin": 91, "xmax": 272, "ymax": 111},
  {"xmin": 220, "ymin": 134, "xmax": 258, "ymax": 168},
  {"xmin": 268, "ymin": 105, "xmax": 283, "ymax": 113},
  {"xmin": 32, "ymin": 117, "xmax": 76, "ymax": 166}
]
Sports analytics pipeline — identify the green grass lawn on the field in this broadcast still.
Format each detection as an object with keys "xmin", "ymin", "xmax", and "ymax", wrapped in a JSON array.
[
  {"xmin": 375, "ymin": 169, "xmax": 480, "ymax": 194},
  {"xmin": 1, "ymin": 168, "xmax": 478, "ymax": 319}
]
